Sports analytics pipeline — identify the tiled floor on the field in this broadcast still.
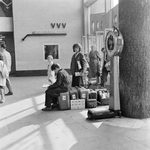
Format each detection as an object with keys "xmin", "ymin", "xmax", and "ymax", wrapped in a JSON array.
[{"xmin": 0, "ymin": 76, "xmax": 150, "ymax": 150}]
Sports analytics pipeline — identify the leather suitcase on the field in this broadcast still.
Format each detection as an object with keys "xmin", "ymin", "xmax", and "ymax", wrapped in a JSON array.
[
  {"xmin": 88, "ymin": 89, "xmax": 97, "ymax": 99},
  {"xmin": 97, "ymin": 88, "xmax": 110, "ymax": 105},
  {"xmin": 58, "ymin": 92, "xmax": 70, "ymax": 110},
  {"xmin": 68, "ymin": 87, "xmax": 78, "ymax": 100},
  {"xmin": 75, "ymin": 86, "xmax": 89, "ymax": 101},
  {"xmin": 87, "ymin": 108, "xmax": 116, "ymax": 120},
  {"xmin": 87, "ymin": 89, "xmax": 97, "ymax": 108},
  {"xmin": 86, "ymin": 99, "xmax": 97, "ymax": 108}
]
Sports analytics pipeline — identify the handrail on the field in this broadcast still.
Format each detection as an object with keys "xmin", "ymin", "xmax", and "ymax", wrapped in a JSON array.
[{"xmin": 22, "ymin": 33, "xmax": 67, "ymax": 41}]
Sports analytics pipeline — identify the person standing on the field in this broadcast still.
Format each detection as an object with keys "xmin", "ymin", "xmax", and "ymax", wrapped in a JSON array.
[
  {"xmin": 70, "ymin": 43, "xmax": 87, "ymax": 87},
  {"xmin": 100, "ymin": 47, "xmax": 111, "ymax": 87},
  {"xmin": 47, "ymin": 55, "xmax": 56, "ymax": 85},
  {"xmin": 88, "ymin": 44, "xmax": 101, "ymax": 84},
  {"xmin": 42, "ymin": 63, "xmax": 71, "ymax": 111},
  {"xmin": 0, "ymin": 43, "xmax": 13, "ymax": 95},
  {"xmin": 0, "ymin": 54, "xmax": 8, "ymax": 103}
]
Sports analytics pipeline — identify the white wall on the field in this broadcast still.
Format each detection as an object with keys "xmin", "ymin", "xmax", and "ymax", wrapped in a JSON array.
[
  {"xmin": 13, "ymin": 0, "xmax": 83, "ymax": 71},
  {"xmin": 91, "ymin": 0, "xmax": 105, "ymax": 14},
  {"xmin": 0, "ymin": 17, "xmax": 13, "ymax": 31}
]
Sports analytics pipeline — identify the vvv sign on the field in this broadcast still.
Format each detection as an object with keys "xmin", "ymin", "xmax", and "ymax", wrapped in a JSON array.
[{"xmin": 51, "ymin": 23, "xmax": 66, "ymax": 28}]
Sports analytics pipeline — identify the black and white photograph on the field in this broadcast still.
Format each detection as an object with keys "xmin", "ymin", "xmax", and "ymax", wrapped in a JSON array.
[{"xmin": 0, "ymin": 0, "xmax": 150, "ymax": 150}]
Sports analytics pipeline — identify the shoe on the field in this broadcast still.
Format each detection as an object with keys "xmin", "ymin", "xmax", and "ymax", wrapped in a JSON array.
[
  {"xmin": 42, "ymin": 107, "xmax": 52, "ymax": 111},
  {"xmin": 5, "ymin": 92, "xmax": 13, "ymax": 96},
  {"xmin": 0, "ymin": 99, "xmax": 5, "ymax": 103}
]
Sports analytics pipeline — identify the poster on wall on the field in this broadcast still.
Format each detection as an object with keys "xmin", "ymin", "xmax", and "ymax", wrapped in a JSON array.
[{"xmin": 44, "ymin": 44, "xmax": 59, "ymax": 60}]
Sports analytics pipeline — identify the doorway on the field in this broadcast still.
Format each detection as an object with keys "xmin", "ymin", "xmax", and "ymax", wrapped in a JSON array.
[{"xmin": 96, "ymin": 31, "xmax": 104, "ymax": 58}]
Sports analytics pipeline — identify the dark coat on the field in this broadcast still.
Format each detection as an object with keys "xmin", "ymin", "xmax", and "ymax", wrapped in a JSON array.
[
  {"xmin": 46, "ymin": 69, "xmax": 71, "ymax": 97},
  {"xmin": 89, "ymin": 50, "xmax": 101, "ymax": 78},
  {"xmin": 70, "ymin": 51, "xmax": 87, "ymax": 75}
]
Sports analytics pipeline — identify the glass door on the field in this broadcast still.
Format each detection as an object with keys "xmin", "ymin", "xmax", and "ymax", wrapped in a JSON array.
[{"xmin": 96, "ymin": 31, "xmax": 104, "ymax": 58}]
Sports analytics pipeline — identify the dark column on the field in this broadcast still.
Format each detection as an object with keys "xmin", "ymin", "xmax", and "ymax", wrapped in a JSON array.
[{"xmin": 119, "ymin": 0, "xmax": 150, "ymax": 118}]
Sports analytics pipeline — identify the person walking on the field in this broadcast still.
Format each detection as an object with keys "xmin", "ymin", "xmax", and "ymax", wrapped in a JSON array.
[
  {"xmin": 0, "ymin": 54, "xmax": 8, "ymax": 103},
  {"xmin": 0, "ymin": 43, "xmax": 13, "ymax": 95},
  {"xmin": 42, "ymin": 63, "xmax": 71, "ymax": 111},
  {"xmin": 70, "ymin": 43, "xmax": 87, "ymax": 87}
]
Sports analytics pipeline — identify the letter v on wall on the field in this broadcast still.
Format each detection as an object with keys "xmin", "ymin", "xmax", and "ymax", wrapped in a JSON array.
[
  {"xmin": 62, "ymin": 23, "xmax": 66, "ymax": 28},
  {"xmin": 56, "ymin": 23, "xmax": 61, "ymax": 28},
  {"xmin": 51, "ymin": 23, "xmax": 55, "ymax": 28}
]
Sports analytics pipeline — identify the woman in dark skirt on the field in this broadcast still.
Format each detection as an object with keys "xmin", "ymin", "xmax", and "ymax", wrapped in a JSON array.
[{"xmin": 70, "ymin": 43, "xmax": 87, "ymax": 87}]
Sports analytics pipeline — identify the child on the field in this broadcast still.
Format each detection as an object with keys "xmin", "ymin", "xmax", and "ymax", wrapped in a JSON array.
[
  {"xmin": 47, "ymin": 55, "xmax": 56, "ymax": 85},
  {"xmin": 0, "ymin": 54, "xmax": 8, "ymax": 103}
]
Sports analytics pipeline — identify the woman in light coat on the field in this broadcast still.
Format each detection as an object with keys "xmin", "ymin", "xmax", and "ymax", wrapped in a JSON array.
[
  {"xmin": 47, "ymin": 55, "xmax": 56, "ymax": 85},
  {"xmin": 89, "ymin": 45, "xmax": 101, "ymax": 83}
]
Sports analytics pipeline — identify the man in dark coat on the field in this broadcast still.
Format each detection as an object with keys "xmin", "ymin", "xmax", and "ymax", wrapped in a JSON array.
[
  {"xmin": 42, "ymin": 63, "xmax": 71, "ymax": 111},
  {"xmin": 100, "ymin": 47, "xmax": 111, "ymax": 87}
]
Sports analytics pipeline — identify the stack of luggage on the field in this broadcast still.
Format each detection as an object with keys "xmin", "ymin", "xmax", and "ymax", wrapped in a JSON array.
[
  {"xmin": 69, "ymin": 86, "xmax": 88, "ymax": 110},
  {"xmin": 58, "ymin": 86, "xmax": 110, "ymax": 110}
]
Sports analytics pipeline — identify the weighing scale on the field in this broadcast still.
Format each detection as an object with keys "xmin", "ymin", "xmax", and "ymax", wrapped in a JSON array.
[{"xmin": 87, "ymin": 26, "xmax": 124, "ymax": 120}]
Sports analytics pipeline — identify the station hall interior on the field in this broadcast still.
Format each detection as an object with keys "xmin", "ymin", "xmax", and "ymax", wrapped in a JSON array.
[{"xmin": 0, "ymin": 0, "xmax": 150, "ymax": 150}]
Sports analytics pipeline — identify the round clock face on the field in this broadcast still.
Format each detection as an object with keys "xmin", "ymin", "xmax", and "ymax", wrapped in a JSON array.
[{"xmin": 105, "ymin": 30, "xmax": 124, "ymax": 57}]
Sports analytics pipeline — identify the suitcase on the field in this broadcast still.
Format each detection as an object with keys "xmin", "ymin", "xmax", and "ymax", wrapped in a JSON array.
[
  {"xmin": 87, "ymin": 89, "xmax": 97, "ymax": 108},
  {"xmin": 68, "ymin": 87, "xmax": 78, "ymax": 100},
  {"xmin": 71, "ymin": 99, "xmax": 85, "ymax": 109},
  {"xmin": 58, "ymin": 92, "xmax": 70, "ymax": 110},
  {"xmin": 88, "ymin": 89, "xmax": 97, "ymax": 99},
  {"xmin": 97, "ymin": 88, "xmax": 110, "ymax": 105},
  {"xmin": 75, "ymin": 86, "xmax": 89, "ymax": 101},
  {"xmin": 86, "ymin": 99, "xmax": 97, "ymax": 108},
  {"xmin": 87, "ymin": 108, "xmax": 116, "ymax": 120}
]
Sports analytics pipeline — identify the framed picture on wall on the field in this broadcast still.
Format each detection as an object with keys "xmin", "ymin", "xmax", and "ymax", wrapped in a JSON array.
[{"xmin": 44, "ymin": 44, "xmax": 59, "ymax": 60}]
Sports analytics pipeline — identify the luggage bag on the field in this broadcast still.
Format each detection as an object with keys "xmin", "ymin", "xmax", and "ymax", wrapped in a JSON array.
[
  {"xmin": 75, "ymin": 86, "xmax": 89, "ymax": 101},
  {"xmin": 97, "ymin": 88, "xmax": 110, "ymax": 105},
  {"xmin": 88, "ymin": 89, "xmax": 97, "ymax": 99},
  {"xmin": 87, "ymin": 108, "xmax": 116, "ymax": 120},
  {"xmin": 71, "ymin": 99, "xmax": 85, "ymax": 110},
  {"xmin": 58, "ymin": 92, "xmax": 70, "ymax": 110},
  {"xmin": 68, "ymin": 87, "xmax": 78, "ymax": 100},
  {"xmin": 86, "ymin": 99, "xmax": 97, "ymax": 108},
  {"xmin": 87, "ymin": 89, "xmax": 97, "ymax": 108}
]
